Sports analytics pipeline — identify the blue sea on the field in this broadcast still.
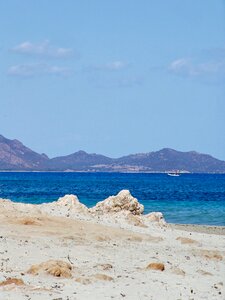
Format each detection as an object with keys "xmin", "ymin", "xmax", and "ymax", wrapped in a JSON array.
[{"xmin": 0, "ymin": 172, "xmax": 224, "ymax": 226}]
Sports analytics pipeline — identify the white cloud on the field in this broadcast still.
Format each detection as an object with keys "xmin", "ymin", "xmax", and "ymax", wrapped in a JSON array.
[
  {"xmin": 88, "ymin": 60, "xmax": 129, "ymax": 71},
  {"xmin": 104, "ymin": 61, "xmax": 128, "ymax": 71},
  {"xmin": 168, "ymin": 47, "xmax": 225, "ymax": 84},
  {"xmin": 169, "ymin": 58, "xmax": 199, "ymax": 76},
  {"xmin": 11, "ymin": 41, "xmax": 73, "ymax": 58},
  {"xmin": 8, "ymin": 63, "xmax": 70, "ymax": 77},
  {"xmin": 169, "ymin": 58, "xmax": 225, "ymax": 76}
]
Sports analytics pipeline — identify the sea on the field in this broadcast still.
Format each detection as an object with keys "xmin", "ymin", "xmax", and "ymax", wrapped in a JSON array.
[{"xmin": 0, "ymin": 172, "xmax": 224, "ymax": 226}]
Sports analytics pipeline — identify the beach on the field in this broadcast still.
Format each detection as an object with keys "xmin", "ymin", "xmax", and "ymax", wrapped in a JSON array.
[{"xmin": 0, "ymin": 191, "xmax": 224, "ymax": 300}]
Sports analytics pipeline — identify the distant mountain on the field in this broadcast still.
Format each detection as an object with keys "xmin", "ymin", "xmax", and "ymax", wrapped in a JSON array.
[
  {"xmin": 116, "ymin": 148, "xmax": 225, "ymax": 173},
  {"xmin": 0, "ymin": 134, "xmax": 225, "ymax": 173},
  {"xmin": 47, "ymin": 150, "xmax": 113, "ymax": 171},
  {"xmin": 0, "ymin": 135, "xmax": 48, "ymax": 170}
]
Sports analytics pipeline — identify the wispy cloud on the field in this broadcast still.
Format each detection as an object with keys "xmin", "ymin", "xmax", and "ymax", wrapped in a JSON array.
[
  {"xmin": 11, "ymin": 41, "xmax": 73, "ymax": 58},
  {"xmin": 169, "ymin": 58, "xmax": 225, "ymax": 76},
  {"xmin": 7, "ymin": 63, "xmax": 71, "ymax": 77},
  {"xmin": 87, "ymin": 60, "xmax": 129, "ymax": 71},
  {"xmin": 168, "ymin": 47, "xmax": 225, "ymax": 84}
]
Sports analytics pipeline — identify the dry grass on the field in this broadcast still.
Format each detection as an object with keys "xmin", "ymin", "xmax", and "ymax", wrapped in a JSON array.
[
  {"xmin": 0, "ymin": 278, "xmax": 24, "ymax": 286},
  {"xmin": 27, "ymin": 260, "xmax": 72, "ymax": 278},
  {"xmin": 176, "ymin": 237, "xmax": 200, "ymax": 245}
]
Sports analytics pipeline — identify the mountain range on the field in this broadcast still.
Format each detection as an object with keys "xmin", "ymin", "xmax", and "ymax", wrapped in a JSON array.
[{"xmin": 0, "ymin": 134, "xmax": 225, "ymax": 173}]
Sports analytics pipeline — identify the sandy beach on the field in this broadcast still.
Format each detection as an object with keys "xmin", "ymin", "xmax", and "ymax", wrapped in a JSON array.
[{"xmin": 0, "ymin": 191, "xmax": 224, "ymax": 300}]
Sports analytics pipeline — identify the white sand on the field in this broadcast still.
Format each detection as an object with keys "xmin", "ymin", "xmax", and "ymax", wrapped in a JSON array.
[{"xmin": 0, "ymin": 196, "xmax": 224, "ymax": 300}]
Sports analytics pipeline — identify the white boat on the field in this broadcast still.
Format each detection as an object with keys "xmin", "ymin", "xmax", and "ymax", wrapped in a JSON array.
[{"xmin": 167, "ymin": 171, "xmax": 180, "ymax": 176}]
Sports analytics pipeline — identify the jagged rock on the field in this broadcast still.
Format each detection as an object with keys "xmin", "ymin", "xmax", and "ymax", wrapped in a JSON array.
[
  {"xmin": 27, "ymin": 260, "xmax": 72, "ymax": 278},
  {"xmin": 145, "ymin": 212, "xmax": 166, "ymax": 224},
  {"xmin": 90, "ymin": 190, "xmax": 144, "ymax": 215}
]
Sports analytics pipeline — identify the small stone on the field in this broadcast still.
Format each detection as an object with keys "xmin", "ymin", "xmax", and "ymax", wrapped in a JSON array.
[{"xmin": 146, "ymin": 263, "xmax": 165, "ymax": 271}]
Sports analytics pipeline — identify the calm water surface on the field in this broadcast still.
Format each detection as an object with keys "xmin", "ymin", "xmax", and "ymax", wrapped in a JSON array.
[{"xmin": 0, "ymin": 172, "xmax": 224, "ymax": 226}]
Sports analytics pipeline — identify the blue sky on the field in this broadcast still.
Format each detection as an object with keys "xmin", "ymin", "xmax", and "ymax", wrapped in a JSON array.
[{"xmin": 0, "ymin": 0, "xmax": 225, "ymax": 159}]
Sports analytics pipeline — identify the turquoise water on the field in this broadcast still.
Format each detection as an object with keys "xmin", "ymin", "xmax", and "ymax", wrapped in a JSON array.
[{"xmin": 0, "ymin": 172, "xmax": 224, "ymax": 226}]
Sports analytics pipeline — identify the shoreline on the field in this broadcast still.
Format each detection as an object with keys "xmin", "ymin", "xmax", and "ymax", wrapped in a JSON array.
[
  {"xmin": 1, "ymin": 196, "xmax": 225, "ymax": 228},
  {"xmin": 170, "ymin": 223, "xmax": 225, "ymax": 235},
  {"xmin": 0, "ymin": 170, "xmax": 225, "ymax": 174}
]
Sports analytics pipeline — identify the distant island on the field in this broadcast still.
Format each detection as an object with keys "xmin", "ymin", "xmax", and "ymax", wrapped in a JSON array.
[{"xmin": 0, "ymin": 134, "xmax": 225, "ymax": 173}]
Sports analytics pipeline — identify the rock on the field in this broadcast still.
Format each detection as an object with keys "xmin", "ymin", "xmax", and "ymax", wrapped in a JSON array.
[
  {"xmin": 90, "ymin": 190, "xmax": 144, "ymax": 215},
  {"xmin": 0, "ymin": 278, "xmax": 24, "ymax": 286},
  {"xmin": 126, "ymin": 212, "xmax": 148, "ymax": 227},
  {"xmin": 145, "ymin": 212, "xmax": 166, "ymax": 225},
  {"xmin": 54, "ymin": 194, "xmax": 88, "ymax": 214},
  {"xmin": 146, "ymin": 263, "xmax": 165, "ymax": 271},
  {"xmin": 40, "ymin": 194, "xmax": 89, "ymax": 217},
  {"xmin": 27, "ymin": 260, "xmax": 72, "ymax": 278}
]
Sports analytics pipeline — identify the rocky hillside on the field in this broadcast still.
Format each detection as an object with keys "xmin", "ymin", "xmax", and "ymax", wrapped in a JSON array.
[
  {"xmin": 0, "ymin": 134, "xmax": 225, "ymax": 173},
  {"xmin": 47, "ymin": 150, "xmax": 113, "ymax": 171},
  {"xmin": 116, "ymin": 148, "xmax": 225, "ymax": 173},
  {"xmin": 0, "ymin": 135, "xmax": 48, "ymax": 170}
]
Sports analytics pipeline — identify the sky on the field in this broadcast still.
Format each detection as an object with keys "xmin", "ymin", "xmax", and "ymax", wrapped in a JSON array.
[{"xmin": 0, "ymin": 0, "xmax": 225, "ymax": 160}]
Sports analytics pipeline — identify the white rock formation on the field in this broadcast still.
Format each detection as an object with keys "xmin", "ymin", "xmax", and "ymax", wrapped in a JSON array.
[
  {"xmin": 39, "ymin": 194, "xmax": 89, "ymax": 218},
  {"xmin": 55, "ymin": 194, "xmax": 88, "ymax": 214},
  {"xmin": 145, "ymin": 212, "xmax": 166, "ymax": 225},
  {"xmin": 90, "ymin": 190, "xmax": 144, "ymax": 215},
  {"xmin": 0, "ymin": 191, "xmax": 166, "ymax": 231}
]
